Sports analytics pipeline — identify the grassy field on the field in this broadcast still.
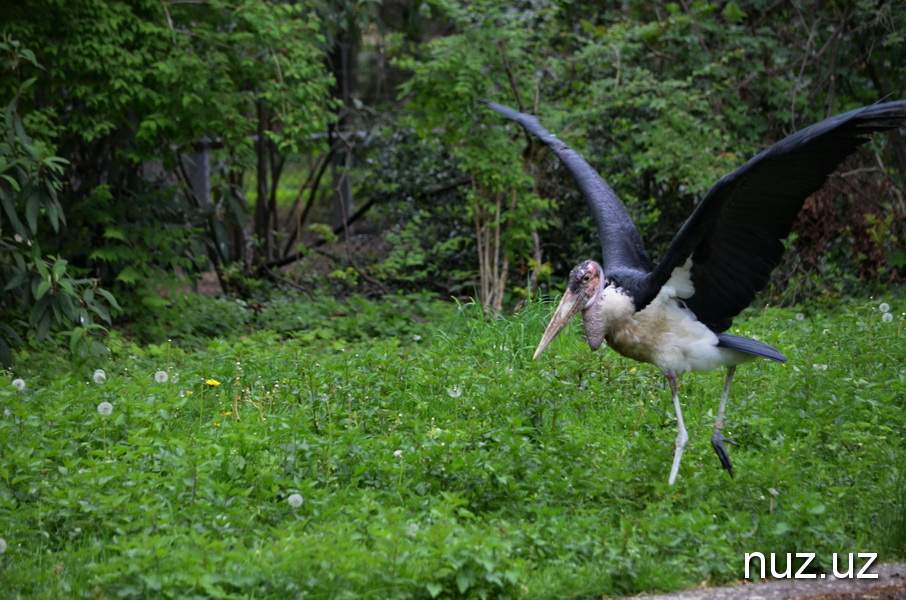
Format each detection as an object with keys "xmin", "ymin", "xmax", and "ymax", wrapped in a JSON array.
[{"xmin": 1, "ymin": 291, "xmax": 904, "ymax": 599}]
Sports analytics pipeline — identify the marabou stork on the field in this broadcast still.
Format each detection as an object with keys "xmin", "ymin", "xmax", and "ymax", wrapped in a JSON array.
[{"xmin": 484, "ymin": 99, "xmax": 906, "ymax": 484}]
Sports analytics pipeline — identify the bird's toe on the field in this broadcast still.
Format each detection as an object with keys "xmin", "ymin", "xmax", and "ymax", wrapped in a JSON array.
[{"xmin": 711, "ymin": 430, "xmax": 737, "ymax": 478}]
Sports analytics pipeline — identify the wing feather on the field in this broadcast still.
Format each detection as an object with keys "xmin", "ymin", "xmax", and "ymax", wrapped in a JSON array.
[
  {"xmin": 632, "ymin": 101, "xmax": 906, "ymax": 331},
  {"xmin": 482, "ymin": 100, "xmax": 654, "ymax": 276}
]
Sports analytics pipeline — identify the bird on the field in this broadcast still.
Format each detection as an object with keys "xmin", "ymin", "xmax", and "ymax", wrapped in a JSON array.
[{"xmin": 484, "ymin": 99, "xmax": 906, "ymax": 484}]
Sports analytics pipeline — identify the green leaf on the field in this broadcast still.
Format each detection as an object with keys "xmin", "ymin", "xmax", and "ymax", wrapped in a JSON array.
[
  {"xmin": 52, "ymin": 258, "xmax": 68, "ymax": 279},
  {"xmin": 96, "ymin": 288, "xmax": 122, "ymax": 311},
  {"xmin": 89, "ymin": 301, "xmax": 111, "ymax": 324},
  {"xmin": 35, "ymin": 310, "xmax": 51, "ymax": 341},
  {"xmin": 0, "ymin": 186, "xmax": 29, "ymax": 238},
  {"xmin": 455, "ymin": 572, "xmax": 471, "ymax": 594},
  {"xmin": 426, "ymin": 582, "xmax": 443, "ymax": 598},
  {"xmin": 35, "ymin": 279, "xmax": 51, "ymax": 300},
  {"xmin": 103, "ymin": 227, "xmax": 128, "ymax": 241},
  {"xmin": 69, "ymin": 326, "xmax": 85, "ymax": 355},
  {"xmin": 25, "ymin": 195, "xmax": 39, "ymax": 234},
  {"xmin": 116, "ymin": 266, "xmax": 142, "ymax": 284},
  {"xmin": 808, "ymin": 504, "xmax": 826, "ymax": 515},
  {"xmin": 773, "ymin": 521, "xmax": 792, "ymax": 535},
  {"xmin": 722, "ymin": 1, "xmax": 747, "ymax": 23}
]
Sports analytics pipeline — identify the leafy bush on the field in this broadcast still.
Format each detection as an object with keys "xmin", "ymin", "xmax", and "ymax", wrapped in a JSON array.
[{"xmin": 0, "ymin": 40, "xmax": 119, "ymax": 365}]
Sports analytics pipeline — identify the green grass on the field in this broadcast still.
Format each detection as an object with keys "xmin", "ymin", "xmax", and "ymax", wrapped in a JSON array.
[{"xmin": 1, "ymin": 292, "xmax": 904, "ymax": 599}]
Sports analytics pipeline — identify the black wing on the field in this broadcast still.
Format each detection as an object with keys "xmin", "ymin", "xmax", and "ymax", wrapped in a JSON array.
[
  {"xmin": 483, "ymin": 100, "xmax": 653, "ymax": 275},
  {"xmin": 632, "ymin": 101, "xmax": 906, "ymax": 332}
]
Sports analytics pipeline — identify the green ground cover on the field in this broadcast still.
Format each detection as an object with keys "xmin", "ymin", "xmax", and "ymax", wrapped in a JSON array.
[{"xmin": 1, "ymin": 293, "xmax": 904, "ymax": 599}]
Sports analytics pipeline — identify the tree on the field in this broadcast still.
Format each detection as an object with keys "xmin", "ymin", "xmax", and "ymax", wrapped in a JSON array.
[
  {"xmin": 1, "ymin": 0, "xmax": 336, "ymax": 301},
  {"xmin": 394, "ymin": 0, "xmax": 906, "ymax": 304}
]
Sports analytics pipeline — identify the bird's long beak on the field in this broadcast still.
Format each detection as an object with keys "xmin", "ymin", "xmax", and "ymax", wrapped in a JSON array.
[{"xmin": 533, "ymin": 289, "xmax": 585, "ymax": 360}]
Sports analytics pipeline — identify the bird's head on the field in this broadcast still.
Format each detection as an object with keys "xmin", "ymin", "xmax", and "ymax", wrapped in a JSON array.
[{"xmin": 533, "ymin": 260, "xmax": 608, "ymax": 359}]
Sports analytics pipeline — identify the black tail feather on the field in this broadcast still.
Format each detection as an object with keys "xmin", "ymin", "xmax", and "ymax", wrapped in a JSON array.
[{"xmin": 716, "ymin": 333, "xmax": 787, "ymax": 362}]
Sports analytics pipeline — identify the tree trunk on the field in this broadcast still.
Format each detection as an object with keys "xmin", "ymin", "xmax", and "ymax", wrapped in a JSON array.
[{"xmin": 254, "ymin": 99, "xmax": 271, "ymax": 261}]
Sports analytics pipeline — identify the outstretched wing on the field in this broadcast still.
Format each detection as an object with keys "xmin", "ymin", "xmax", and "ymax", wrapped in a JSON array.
[
  {"xmin": 632, "ymin": 101, "xmax": 906, "ymax": 332},
  {"xmin": 483, "ymin": 100, "xmax": 653, "ymax": 275}
]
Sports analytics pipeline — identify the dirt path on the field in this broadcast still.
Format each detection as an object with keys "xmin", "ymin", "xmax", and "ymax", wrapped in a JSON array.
[{"xmin": 613, "ymin": 563, "xmax": 905, "ymax": 600}]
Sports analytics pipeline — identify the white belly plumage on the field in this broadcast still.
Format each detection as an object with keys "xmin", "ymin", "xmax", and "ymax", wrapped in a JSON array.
[{"xmin": 599, "ymin": 262, "xmax": 750, "ymax": 376}]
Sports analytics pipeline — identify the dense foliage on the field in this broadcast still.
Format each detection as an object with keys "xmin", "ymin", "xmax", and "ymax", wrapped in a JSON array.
[
  {"xmin": 390, "ymin": 0, "xmax": 906, "ymax": 306},
  {"xmin": 2, "ymin": 0, "xmax": 905, "ymax": 361},
  {"xmin": 1, "ymin": 293, "xmax": 904, "ymax": 598},
  {"xmin": 1, "ymin": 0, "xmax": 334, "ymax": 362},
  {"xmin": 0, "ymin": 41, "xmax": 120, "ymax": 365}
]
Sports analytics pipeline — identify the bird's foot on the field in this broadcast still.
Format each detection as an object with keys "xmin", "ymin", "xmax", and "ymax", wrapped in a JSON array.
[{"xmin": 711, "ymin": 429, "xmax": 738, "ymax": 478}]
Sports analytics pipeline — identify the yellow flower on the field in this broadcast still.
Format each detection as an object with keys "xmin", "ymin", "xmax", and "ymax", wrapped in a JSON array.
[
  {"xmin": 206, "ymin": 379, "xmax": 221, "ymax": 386},
  {"xmin": 221, "ymin": 411, "xmax": 232, "ymax": 416}
]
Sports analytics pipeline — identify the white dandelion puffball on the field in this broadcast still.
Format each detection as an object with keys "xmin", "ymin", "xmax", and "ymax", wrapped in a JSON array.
[
  {"xmin": 11, "ymin": 378, "xmax": 25, "ymax": 391},
  {"xmin": 447, "ymin": 386, "xmax": 462, "ymax": 399},
  {"xmin": 0, "ymin": 537, "xmax": 6, "ymax": 554},
  {"xmin": 795, "ymin": 313, "xmax": 805, "ymax": 321},
  {"xmin": 882, "ymin": 312, "xmax": 894, "ymax": 323},
  {"xmin": 97, "ymin": 402, "xmax": 113, "ymax": 416},
  {"xmin": 93, "ymin": 369, "xmax": 107, "ymax": 384},
  {"xmin": 393, "ymin": 449, "xmax": 403, "ymax": 458},
  {"xmin": 154, "ymin": 370, "xmax": 168, "ymax": 383},
  {"xmin": 287, "ymin": 493, "xmax": 303, "ymax": 508},
  {"xmin": 879, "ymin": 302, "xmax": 890, "ymax": 313}
]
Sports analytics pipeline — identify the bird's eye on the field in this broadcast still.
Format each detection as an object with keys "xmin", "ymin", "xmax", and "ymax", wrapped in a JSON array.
[{"xmin": 582, "ymin": 275, "xmax": 590, "ymax": 282}]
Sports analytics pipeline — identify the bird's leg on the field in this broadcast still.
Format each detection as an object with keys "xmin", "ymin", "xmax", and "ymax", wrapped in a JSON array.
[
  {"xmin": 666, "ymin": 372, "xmax": 688, "ymax": 486},
  {"xmin": 711, "ymin": 365, "xmax": 739, "ymax": 478}
]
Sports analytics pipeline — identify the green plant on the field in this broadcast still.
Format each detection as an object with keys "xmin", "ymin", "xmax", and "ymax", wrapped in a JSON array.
[
  {"xmin": 1, "ymin": 0, "xmax": 336, "ymax": 296},
  {"xmin": 1, "ymin": 291, "xmax": 903, "ymax": 598},
  {"xmin": 0, "ymin": 39, "xmax": 119, "ymax": 365}
]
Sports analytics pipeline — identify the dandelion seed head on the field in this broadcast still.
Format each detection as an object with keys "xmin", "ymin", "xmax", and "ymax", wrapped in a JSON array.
[
  {"xmin": 795, "ymin": 313, "xmax": 805, "ymax": 321},
  {"xmin": 412, "ymin": 334, "xmax": 422, "ymax": 342},
  {"xmin": 93, "ymin": 369, "xmax": 107, "ymax": 384},
  {"xmin": 447, "ymin": 386, "xmax": 462, "ymax": 398},
  {"xmin": 97, "ymin": 402, "xmax": 113, "ymax": 416},
  {"xmin": 11, "ymin": 378, "xmax": 25, "ymax": 391},
  {"xmin": 287, "ymin": 493, "xmax": 303, "ymax": 508},
  {"xmin": 154, "ymin": 370, "xmax": 168, "ymax": 383},
  {"xmin": 882, "ymin": 312, "xmax": 894, "ymax": 323},
  {"xmin": 393, "ymin": 449, "xmax": 403, "ymax": 458},
  {"xmin": 879, "ymin": 302, "xmax": 890, "ymax": 313}
]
